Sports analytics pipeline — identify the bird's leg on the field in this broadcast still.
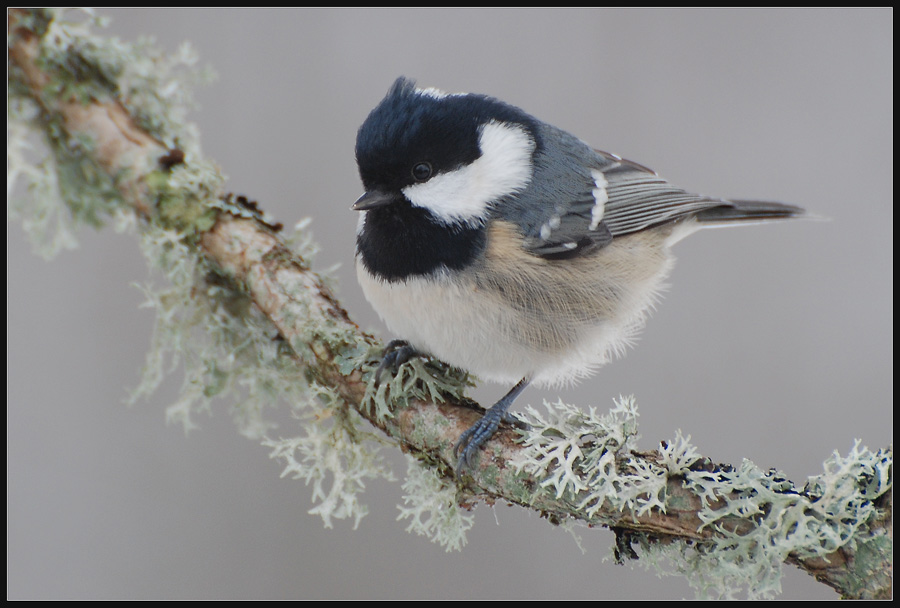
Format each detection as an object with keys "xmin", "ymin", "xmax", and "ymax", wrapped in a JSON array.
[
  {"xmin": 454, "ymin": 376, "xmax": 531, "ymax": 472},
  {"xmin": 374, "ymin": 339, "xmax": 422, "ymax": 384}
]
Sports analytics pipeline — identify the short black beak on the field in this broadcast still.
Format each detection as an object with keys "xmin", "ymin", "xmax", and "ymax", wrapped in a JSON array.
[{"xmin": 351, "ymin": 190, "xmax": 399, "ymax": 211}]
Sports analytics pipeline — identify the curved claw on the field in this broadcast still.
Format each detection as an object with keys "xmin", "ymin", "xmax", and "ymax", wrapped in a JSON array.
[
  {"xmin": 374, "ymin": 339, "xmax": 421, "ymax": 384},
  {"xmin": 454, "ymin": 406, "xmax": 506, "ymax": 472},
  {"xmin": 454, "ymin": 376, "xmax": 532, "ymax": 474},
  {"xmin": 502, "ymin": 411, "xmax": 532, "ymax": 432}
]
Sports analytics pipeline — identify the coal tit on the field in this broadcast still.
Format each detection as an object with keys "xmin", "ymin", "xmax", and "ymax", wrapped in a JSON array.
[{"xmin": 353, "ymin": 77, "xmax": 804, "ymax": 472}]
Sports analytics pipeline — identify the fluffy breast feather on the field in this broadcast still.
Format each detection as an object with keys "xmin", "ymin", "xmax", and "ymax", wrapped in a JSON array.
[{"xmin": 357, "ymin": 220, "xmax": 675, "ymax": 386}]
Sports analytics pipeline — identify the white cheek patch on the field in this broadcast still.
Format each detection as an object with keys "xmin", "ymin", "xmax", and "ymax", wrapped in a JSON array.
[
  {"xmin": 402, "ymin": 121, "xmax": 535, "ymax": 225},
  {"xmin": 589, "ymin": 168, "xmax": 609, "ymax": 230}
]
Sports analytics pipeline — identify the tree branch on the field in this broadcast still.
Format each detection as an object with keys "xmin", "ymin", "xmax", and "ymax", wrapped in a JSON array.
[{"xmin": 8, "ymin": 9, "xmax": 891, "ymax": 599}]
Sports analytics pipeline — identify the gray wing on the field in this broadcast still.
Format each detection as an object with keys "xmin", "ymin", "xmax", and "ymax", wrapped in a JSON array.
[
  {"xmin": 594, "ymin": 149, "xmax": 802, "ymax": 234},
  {"xmin": 514, "ymin": 132, "xmax": 801, "ymax": 259},
  {"xmin": 592, "ymin": 149, "xmax": 728, "ymax": 236}
]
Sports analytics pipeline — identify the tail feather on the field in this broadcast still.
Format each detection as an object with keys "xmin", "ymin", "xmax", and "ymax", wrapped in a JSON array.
[{"xmin": 695, "ymin": 199, "xmax": 805, "ymax": 224}]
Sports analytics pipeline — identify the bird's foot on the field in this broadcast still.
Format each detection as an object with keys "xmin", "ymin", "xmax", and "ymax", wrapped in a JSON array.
[
  {"xmin": 374, "ymin": 339, "xmax": 421, "ymax": 384},
  {"xmin": 454, "ymin": 404, "xmax": 507, "ymax": 473},
  {"xmin": 453, "ymin": 377, "xmax": 532, "ymax": 474}
]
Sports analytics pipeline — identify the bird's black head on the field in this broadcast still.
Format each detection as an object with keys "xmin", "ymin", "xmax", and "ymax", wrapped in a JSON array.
[
  {"xmin": 355, "ymin": 77, "xmax": 540, "ymax": 205},
  {"xmin": 353, "ymin": 78, "xmax": 540, "ymax": 282}
]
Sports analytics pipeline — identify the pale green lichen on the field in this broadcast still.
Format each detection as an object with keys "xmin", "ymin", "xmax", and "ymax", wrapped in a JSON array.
[
  {"xmin": 397, "ymin": 455, "xmax": 475, "ymax": 551},
  {"xmin": 132, "ymin": 220, "xmax": 396, "ymax": 528},
  {"xmin": 360, "ymin": 352, "xmax": 472, "ymax": 422},
  {"xmin": 513, "ymin": 395, "xmax": 642, "ymax": 506},
  {"xmin": 657, "ymin": 429, "xmax": 702, "ymax": 475},
  {"xmin": 8, "ymin": 7, "xmax": 211, "ymax": 254},
  {"xmin": 679, "ymin": 441, "xmax": 891, "ymax": 599},
  {"xmin": 638, "ymin": 441, "xmax": 890, "ymax": 600},
  {"xmin": 514, "ymin": 396, "xmax": 891, "ymax": 599},
  {"xmin": 130, "ymin": 224, "xmax": 298, "ymax": 438},
  {"xmin": 513, "ymin": 395, "xmax": 677, "ymax": 520},
  {"xmin": 7, "ymin": 93, "xmax": 126, "ymax": 256},
  {"xmin": 35, "ymin": 8, "xmax": 213, "ymax": 151},
  {"xmin": 264, "ymin": 404, "xmax": 396, "ymax": 529},
  {"xmin": 123, "ymin": 102, "xmax": 391, "ymax": 525},
  {"xmin": 605, "ymin": 429, "xmax": 700, "ymax": 519},
  {"xmin": 37, "ymin": 9, "xmax": 126, "ymax": 105},
  {"xmin": 150, "ymin": 160, "xmax": 224, "ymax": 237},
  {"xmin": 688, "ymin": 441, "xmax": 890, "ymax": 563},
  {"xmin": 7, "ymin": 112, "xmax": 81, "ymax": 259}
]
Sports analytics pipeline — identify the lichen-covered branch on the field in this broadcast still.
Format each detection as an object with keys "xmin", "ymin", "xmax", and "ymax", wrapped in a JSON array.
[{"xmin": 8, "ymin": 9, "xmax": 891, "ymax": 599}]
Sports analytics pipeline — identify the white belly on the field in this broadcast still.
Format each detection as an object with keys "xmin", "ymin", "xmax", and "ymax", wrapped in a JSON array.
[
  {"xmin": 358, "ymin": 264, "xmax": 541, "ymax": 383},
  {"xmin": 356, "ymin": 259, "xmax": 670, "ymax": 387},
  {"xmin": 356, "ymin": 220, "xmax": 675, "ymax": 387}
]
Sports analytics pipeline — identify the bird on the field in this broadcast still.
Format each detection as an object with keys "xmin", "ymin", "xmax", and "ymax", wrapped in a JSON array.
[{"xmin": 351, "ymin": 77, "xmax": 804, "ymax": 472}]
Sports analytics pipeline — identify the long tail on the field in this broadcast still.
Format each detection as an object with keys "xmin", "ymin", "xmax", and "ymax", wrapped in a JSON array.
[{"xmin": 695, "ymin": 199, "xmax": 806, "ymax": 225}]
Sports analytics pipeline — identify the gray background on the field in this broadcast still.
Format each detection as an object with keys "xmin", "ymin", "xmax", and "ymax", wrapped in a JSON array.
[{"xmin": 8, "ymin": 8, "xmax": 892, "ymax": 600}]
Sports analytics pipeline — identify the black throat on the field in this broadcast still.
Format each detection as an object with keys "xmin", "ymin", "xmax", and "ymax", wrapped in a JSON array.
[{"xmin": 356, "ymin": 202, "xmax": 486, "ymax": 282}]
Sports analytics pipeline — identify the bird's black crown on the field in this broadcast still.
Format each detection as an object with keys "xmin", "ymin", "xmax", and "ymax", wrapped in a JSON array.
[{"xmin": 355, "ymin": 77, "xmax": 538, "ymax": 194}]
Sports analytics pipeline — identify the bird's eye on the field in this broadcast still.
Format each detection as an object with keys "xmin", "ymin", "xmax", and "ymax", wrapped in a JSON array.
[{"xmin": 411, "ymin": 162, "xmax": 432, "ymax": 182}]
